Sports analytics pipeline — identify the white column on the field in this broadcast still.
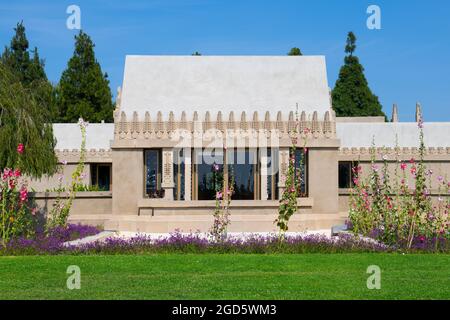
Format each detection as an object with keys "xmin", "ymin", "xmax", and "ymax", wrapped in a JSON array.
[
  {"xmin": 162, "ymin": 148, "xmax": 174, "ymax": 200},
  {"xmin": 184, "ymin": 147, "xmax": 191, "ymax": 201}
]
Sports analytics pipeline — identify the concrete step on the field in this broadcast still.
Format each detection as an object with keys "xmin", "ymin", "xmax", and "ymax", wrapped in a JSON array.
[{"xmin": 104, "ymin": 213, "xmax": 345, "ymax": 233}]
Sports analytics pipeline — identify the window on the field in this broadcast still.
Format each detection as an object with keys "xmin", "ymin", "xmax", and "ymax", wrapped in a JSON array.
[
  {"xmin": 173, "ymin": 148, "xmax": 185, "ymax": 200},
  {"xmin": 193, "ymin": 149, "xmax": 224, "ymax": 200},
  {"xmin": 90, "ymin": 164, "xmax": 111, "ymax": 191},
  {"xmin": 145, "ymin": 149, "xmax": 163, "ymax": 198},
  {"xmin": 227, "ymin": 149, "xmax": 259, "ymax": 200},
  {"xmin": 339, "ymin": 161, "xmax": 358, "ymax": 189},
  {"xmin": 266, "ymin": 148, "xmax": 279, "ymax": 200},
  {"xmin": 293, "ymin": 148, "xmax": 308, "ymax": 197}
]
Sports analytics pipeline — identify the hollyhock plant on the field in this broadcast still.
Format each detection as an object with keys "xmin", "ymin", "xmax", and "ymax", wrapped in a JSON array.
[
  {"xmin": 349, "ymin": 118, "xmax": 449, "ymax": 251},
  {"xmin": 1, "ymin": 144, "xmax": 35, "ymax": 244}
]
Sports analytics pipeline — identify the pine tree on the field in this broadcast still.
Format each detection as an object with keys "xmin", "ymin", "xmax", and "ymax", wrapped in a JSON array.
[
  {"xmin": 288, "ymin": 47, "xmax": 302, "ymax": 56},
  {"xmin": 57, "ymin": 31, "xmax": 113, "ymax": 123},
  {"xmin": 1, "ymin": 22, "xmax": 57, "ymax": 121},
  {"xmin": 332, "ymin": 32, "xmax": 386, "ymax": 118}
]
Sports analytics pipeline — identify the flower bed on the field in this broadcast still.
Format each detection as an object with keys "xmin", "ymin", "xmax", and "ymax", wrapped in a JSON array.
[
  {"xmin": 3, "ymin": 223, "xmax": 101, "ymax": 255},
  {"xmin": 0, "ymin": 230, "xmax": 404, "ymax": 256}
]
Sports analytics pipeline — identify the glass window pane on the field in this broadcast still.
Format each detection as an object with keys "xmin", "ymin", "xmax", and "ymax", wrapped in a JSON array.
[
  {"xmin": 228, "ymin": 149, "xmax": 256, "ymax": 200},
  {"xmin": 145, "ymin": 150, "xmax": 162, "ymax": 197},
  {"xmin": 293, "ymin": 149, "xmax": 307, "ymax": 197},
  {"xmin": 196, "ymin": 149, "xmax": 223, "ymax": 200},
  {"xmin": 97, "ymin": 165, "xmax": 110, "ymax": 191}
]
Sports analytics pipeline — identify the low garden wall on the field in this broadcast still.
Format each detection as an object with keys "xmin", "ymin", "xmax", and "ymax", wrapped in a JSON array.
[{"xmin": 32, "ymin": 192, "xmax": 112, "ymax": 227}]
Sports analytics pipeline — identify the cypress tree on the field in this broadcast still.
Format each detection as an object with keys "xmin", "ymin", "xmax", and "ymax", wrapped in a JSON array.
[
  {"xmin": 287, "ymin": 47, "xmax": 302, "ymax": 56},
  {"xmin": 332, "ymin": 32, "xmax": 386, "ymax": 118},
  {"xmin": 57, "ymin": 31, "xmax": 113, "ymax": 123}
]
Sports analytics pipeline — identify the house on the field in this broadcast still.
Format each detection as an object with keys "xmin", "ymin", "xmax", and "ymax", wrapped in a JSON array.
[{"xmin": 31, "ymin": 55, "xmax": 450, "ymax": 232}]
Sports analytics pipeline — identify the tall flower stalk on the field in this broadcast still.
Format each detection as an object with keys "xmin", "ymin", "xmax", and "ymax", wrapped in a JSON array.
[{"xmin": 47, "ymin": 118, "xmax": 87, "ymax": 229}]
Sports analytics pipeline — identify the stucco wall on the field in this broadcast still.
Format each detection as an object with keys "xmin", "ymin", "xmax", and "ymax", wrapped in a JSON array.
[{"xmin": 33, "ymin": 192, "xmax": 112, "ymax": 227}]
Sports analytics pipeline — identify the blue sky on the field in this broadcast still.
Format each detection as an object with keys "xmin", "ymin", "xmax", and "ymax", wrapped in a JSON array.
[{"xmin": 1, "ymin": 0, "xmax": 449, "ymax": 121}]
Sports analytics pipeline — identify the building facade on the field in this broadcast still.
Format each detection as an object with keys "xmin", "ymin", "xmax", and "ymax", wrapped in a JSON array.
[{"xmin": 30, "ymin": 56, "xmax": 450, "ymax": 233}]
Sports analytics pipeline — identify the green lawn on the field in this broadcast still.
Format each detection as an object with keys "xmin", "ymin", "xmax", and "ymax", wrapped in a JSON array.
[{"xmin": 0, "ymin": 254, "xmax": 449, "ymax": 300}]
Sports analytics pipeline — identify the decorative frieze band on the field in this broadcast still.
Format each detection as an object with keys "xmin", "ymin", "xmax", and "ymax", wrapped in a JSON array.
[
  {"xmin": 55, "ymin": 149, "xmax": 112, "ymax": 163},
  {"xmin": 113, "ymin": 110, "xmax": 336, "ymax": 141},
  {"xmin": 339, "ymin": 147, "xmax": 450, "ymax": 156}
]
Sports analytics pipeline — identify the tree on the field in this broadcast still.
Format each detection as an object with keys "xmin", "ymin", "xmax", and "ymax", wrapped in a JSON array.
[
  {"xmin": 0, "ymin": 22, "xmax": 57, "ymax": 121},
  {"xmin": 57, "ymin": 31, "xmax": 113, "ymax": 123},
  {"xmin": 332, "ymin": 32, "xmax": 386, "ymax": 118},
  {"xmin": 288, "ymin": 47, "xmax": 302, "ymax": 56},
  {"xmin": 192, "ymin": 51, "xmax": 202, "ymax": 56},
  {"xmin": 0, "ymin": 62, "xmax": 58, "ymax": 178}
]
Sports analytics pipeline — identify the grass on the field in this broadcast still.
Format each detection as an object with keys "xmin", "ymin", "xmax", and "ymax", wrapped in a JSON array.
[{"xmin": 0, "ymin": 253, "xmax": 449, "ymax": 300}]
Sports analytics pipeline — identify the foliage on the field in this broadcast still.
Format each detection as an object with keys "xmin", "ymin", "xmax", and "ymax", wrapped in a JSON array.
[
  {"xmin": 287, "ymin": 47, "xmax": 302, "ymax": 56},
  {"xmin": 331, "ymin": 32, "xmax": 386, "ymax": 118},
  {"xmin": 349, "ymin": 119, "xmax": 449, "ymax": 250},
  {"xmin": 0, "ymin": 61, "xmax": 58, "ymax": 179},
  {"xmin": 276, "ymin": 109, "xmax": 308, "ymax": 234},
  {"xmin": 46, "ymin": 184, "xmax": 107, "ymax": 193},
  {"xmin": 46, "ymin": 119, "xmax": 88, "ymax": 229},
  {"xmin": 1, "ymin": 231, "xmax": 398, "ymax": 256},
  {"xmin": 191, "ymin": 51, "xmax": 202, "ymax": 56},
  {"xmin": 0, "ymin": 144, "xmax": 37, "ymax": 244},
  {"xmin": 57, "ymin": 31, "xmax": 113, "ymax": 123},
  {"xmin": 209, "ymin": 162, "xmax": 233, "ymax": 242},
  {"xmin": 1, "ymin": 22, "xmax": 58, "ymax": 122}
]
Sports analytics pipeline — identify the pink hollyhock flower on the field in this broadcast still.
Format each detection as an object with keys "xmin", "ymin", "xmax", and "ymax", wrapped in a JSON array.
[
  {"xmin": 400, "ymin": 162, "xmax": 407, "ymax": 171},
  {"xmin": 303, "ymin": 147, "xmax": 308, "ymax": 153},
  {"xmin": 410, "ymin": 167, "xmax": 417, "ymax": 175},
  {"xmin": 216, "ymin": 191, "xmax": 223, "ymax": 199},
  {"xmin": 62, "ymin": 160, "xmax": 68, "ymax": 166},
  {"xmin": 13, "ymin": 169, "xmax": 21, "ymax": 178},
  {"xmin": 19, "ymin": 187, "xmax": 27, "ymax": 202},
  {"xmin": 32, "ymin": 208, "xmax": 38, "ymax": 216},
  {"xmin": 17, "ymin": 143, "xmax": 24, "ymax": 154},
  {"xmin": 353, "ymin": 178, "xmax": 359, "ymax": 185},
  {"xmin": 437, "ymin": 175, "xmax": 444, "ymax": 183},
  {"xmin": 371, "ymin": 164, "xmax": 379, "ymax": 172},
  {"xmin": 213, "ymin": 164, "xmax": 220, "ymax": 172},
  {"xmin": 409, "ymin": 158, "xmax": 415, "ymax": 164},
  {"xmin": 8, "ymin": 179, "xmax": 15, "ymax": 190}
]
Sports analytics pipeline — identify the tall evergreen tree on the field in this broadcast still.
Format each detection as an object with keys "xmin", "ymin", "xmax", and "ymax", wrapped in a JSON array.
[
  {"xmin": 57, "ymin": 31, "xmax": 113, "ymax": 123},
  {"xmin": 0, "ymin": 22, "xmax": 57, "ymax": 121},
  {"xmin": 332, "ymin": 32, "xmax": 385, "ymax": 118},
  {"xmin": 288, "ymin": 47, "xmax": 302, "ymax": 56}
]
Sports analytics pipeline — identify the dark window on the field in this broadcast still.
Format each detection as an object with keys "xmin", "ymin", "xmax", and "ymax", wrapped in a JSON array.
[
  {"xmin": 91, "ymin": 164, "xmax": 111, "ymax": 191},
  {"xmin": 227, "ymin": 149, "xmax": 258, "ymax": 200},
  {"xmin": 194, "ymin": 149, "xmax": 224, "ymax": 200},
  {"xmin": 145, "ymin": 149, "xmax": 163, "ymax": 198},
  {"xmin": 292, "ymin": 148, "xmax": 308, "ymax": 197},
  {"xmin": 339, "ymin": 161, "xmax": 357, "ymax": 189},
  {"xmin": 267, "ymin": 148, "xmax": 279, "ymax": 200}
]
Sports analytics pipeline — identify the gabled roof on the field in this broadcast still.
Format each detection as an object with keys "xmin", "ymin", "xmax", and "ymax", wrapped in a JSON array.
[{"xmin": 120, "ymin": 55, "xmax": 332, "ymax": 119}]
